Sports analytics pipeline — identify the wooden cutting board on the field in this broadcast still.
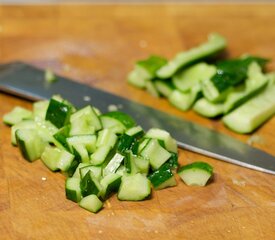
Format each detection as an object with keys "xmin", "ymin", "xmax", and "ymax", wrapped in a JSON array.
[{"xmin": 0, "ymin": 4, "xmax": 275, "ymax": 240}]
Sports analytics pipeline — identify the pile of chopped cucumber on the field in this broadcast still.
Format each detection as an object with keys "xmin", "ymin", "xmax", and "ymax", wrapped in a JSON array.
[
  {"xmin": 3, "ymin": 96, "xmax": 213, "ymax": 213},
  {"xmin": 128, "ymin": 33, "xmax": 275, "ymax": 134}
]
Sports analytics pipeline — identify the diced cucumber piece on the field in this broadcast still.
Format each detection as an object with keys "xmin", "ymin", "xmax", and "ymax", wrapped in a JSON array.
[
  {"xmin": 100, "ymin": 116, "xmax": 126, "ymax": 134},
  {"xmin": 118, "ymin": 173, "xmax": 151, "ymax": 201},
  {"xmin": 72, "ymin": 163, "xmax": 91, "ymax": 178},
  {"xmin": 41, "ymin": 145, "xmax": 74, "ymax": 172},
  {"xmin": 79, "ymin": 194, "xmax": 103, "ymax": 213},
  {"xmin": 80, "ymin": 170, "xmax": 103, "ymax": 197},
  {"xmin": 165, "ymin": 152, "xmax": 179, "ymax": 170},
  {"xmin": 169, "ymin": 84, "xmax": 201, "ymax": 111},
  {"xmin": 178, "ymin": 162, "xmax": 213, "ymax": 186},
  {"xmin": 66, "ymin": 134, "xmax": 97, "ymax": 154},
  {"xmin": 148, "ymin": 165, "xmax": 177, "ymax": 190},
  {"xmin": 223, "ymin": 62, "xmax": 268, "ymax": 113},
  {"xmin": 100, "ymin": 173, "xmax": 122, "ymax": 199},
  {"xmin": 15, "ymin": 128, "xmax": 47, "ymax": 162},
  {"xmin": 101, "ymin": 111, "xmax": 136, "ymax": 129},
  {"xmin": 35, "ymin": 119, "xmax": 59, "ymax": 144},
  {"xmin": 65, "ymin": 177, "xmax": 82, "ymax": 203},
  {"xmin": 70, "ymin": 105, "xmax": 102, "ymax": 135},
  {"xmin": 80, "ymin": 165, "xmax": 102, "ymax": 180},
  {"xmin": 73, "ymin": 144, "xmax": 89, "ymax": 163},
  {"xmin": 137, "ymin": 138, "xmax": 150, "ymax": 153},
  {"xmin": 124, "ymin": 151, "xmax": 139, "ymax": 175},
  {"xmin": 103, "ymin": 153, "xmax": 125, "ymax": 176},
  {"xmin": 125, "ymin": 125, "xmax": 144, "ymax": 138},
  {"xmin": 11, "ymin": 120, "xmax": 37, "ymax": 145},
  {"xmin": 193, "ymin": 98, "xmax": 224, "ymax": 118},
  {"xmin": 157, "ymin": 33, "xmax": 226, "ymax": 79},
  {"xmin": 132, "ymin": 155, "xmax": 149, "ymax": 175},
  {"xmin": 33, "ymin": 100, "xmax": 49, "ymax": 120},
  {"xmin": 96, "ymin": 129, "xmax": 118, "ymax": 148},
  {"xmin": 145, "ymin": 81, "xmax": 160, "ymax": 98},
  {"xmin": 223, "ymin": 84, "xmax": 275, "ymax": 133},
  {"xmin": 145, "ymin": 128, "xmax": 177, "ymax": 153},
  {"xmin": 140, "ymin": 139, "xmax": 171, "ymax": 170},
  {"xmin": 172, "ymin": 63, "xmax": 216, "ymax": 92},
  {"xmin": 115, "ymin": 165, "xmax": 126, "ymax": 176},
  {"xmin": 117, "ymin": 134, "xmax": 135, "ymax": 154},
  {"xmin": 127, "ymin": 69, "xmax": 147, "ymax": 88},
  {"xmin": 3, "ymin": 106, "xmax": 33, "ymax": 126},
  {"xmin": 53, "ymin": 125, "xmax": 71, "ymax": 150},
  {"xmin": 90, "ymin": 146, "xmax": 112, "ymax": 166},
  {"xmin": 46, "ymin": 98, "xmax": 72, "ymax": 128},
  {"xmin": 154, "ymin": 80, "xmax": 175, "ymax": 98}
]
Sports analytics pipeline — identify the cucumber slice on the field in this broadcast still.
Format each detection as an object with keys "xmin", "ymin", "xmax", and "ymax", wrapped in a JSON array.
[
  {"xmin": 193, "ymin": 98, "xmax": 224, "ymax": 118},
  {"xmin": 157, "ymin": 33, "xmax": 226, "ymax": 79},
  {"xmin": 127, "ymin": 69, "xmax": 146, "ymax": 88},
  {"xmin": 148, "ymin": 165, "xmax": 177, "ymax": 190},
  {"xmin": 169, "ymin": 84, "xmax": 201, "ymax": 111},
  {"xmin": 172, "ymin": 63, "xmax": 216, "ymax": 92},
  {"xmin": 11, "ymin": 120, "xmax": 37, "ymax": 145},
  {"xmin": 66, "ymin": 135, "xmax": 97, "ymax": 154},
  {"xmin": 140, "ymin": 139, "xmax": 171, "ymax": 170},
  {"xmin": 73, "ymin": 144, "xmax": 89, "ymax": 163},
  {"xmin": 33, "ymin": 100, "xmax": 49, "ymax": 120},
  {"xmin": 90, "ymin": 146, "xmax": 112, "ymax": 166},
  {"xmin": 154, "ymin": 80, "xmax": 175, "ymax": 98},
  {"xmin": 145, "ymin": 128, "xmax": 177, "ymax": 153},
  {"xmin": 178, "ymin": 162, "xmax": 213, "ymax": 186},
  {"xmin": 15, "ymin": 128, "xmax": 46, "ymax": 162},
  {"xmin": 79, "ymin": 165, "xmax": 102, "ymax": 180},
  {"xmin": 145, "ymin": 81, "xmax": 160, "ymax": 98},
  {"xmin": 72, "ymin": 163, "xmax": 91, "ymax": 178},
  {"xmin": 125, "ymin": 125, "xmax": 144, "ymax": 139},
  {"xmin": 103, "ymin": 153, "xmax": 125, "ymax": 176},
  {"xmin": 223, "ymin": 84, "xmax": 275, "ymax": 133},
  {"xmin": 96, "ymin": 129, "xmax": 118, "ymax": 148},
  {"xmin": 101, "ymin": 111, "xmax": 136, "ymax": 129},
  {"xmin": 100, "ymin": 115, "xmax": 126, "ymax": 134},
  {"xmin": 53, "ymin": 125, "xmax": 71, "ymax": 150},
  {"xmin": 133, "ymin": 155, "xmax": 150, "ymax": 175},
  {"xmin": 46, "ymin": 98, "xmax": 72, "ymax": 128},
  {"xmin": 100, "ymin": 173, "xmax": 122, "ymax": 199},
  {"xmin": 80, "ymin": 170, "xmax": 103, "ymax": 197},
  {"xmin": 117, "ymin": 134, "xmax": 135, "ymax": 154},
  {"xmin": 79, "ymin": 194, "xmax": 103, "ymax": 213},
  {"xmin": 65, "ymin": 177, "xmax": 82, "ymax": 203},
  {"xmin": 124, "ymin": 151, "xmax": 139, "ymax": 175},
  {"xmin": 118, "ymin": 173, "xmax": 151, "ymax": 201},
  {"xmin": 41, "ymin": 145, "xmax": 74, "ymax": 172},
  {"xmin": 3, "ymin": 106, "xmax": 33, "ymax": 126}
]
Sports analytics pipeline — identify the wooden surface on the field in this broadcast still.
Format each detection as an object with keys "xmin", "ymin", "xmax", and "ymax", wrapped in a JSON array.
[{"xmin": 0, "ymin": 4, "xmax": 275, "ymax": 240}]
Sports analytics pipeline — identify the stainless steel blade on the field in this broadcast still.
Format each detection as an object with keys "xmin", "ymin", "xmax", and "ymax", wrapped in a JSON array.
[{"xmin": 0, "ymin": 61, "xmax": 274, "ymax": 174}]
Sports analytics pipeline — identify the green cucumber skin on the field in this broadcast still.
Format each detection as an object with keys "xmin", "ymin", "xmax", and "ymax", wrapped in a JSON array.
[
  {"xmin": 101, "ymin": 174, "xmax": 122, "ymax": 199},
  {"xmin": 80, "ymin": 171, "xmax": 102, "ymax": 198},
  {"xmin": 117, "ymin": 134, "xmax": 134, "ymax": 154},
  {"xmin": 53, "ymin": 125, "xmax": 71, "ymax": 150},
  {"xmin": 178, "ymin": 162, "xmax": 213, "ymax": 175},
  {"xmin": 65, "ymin": 178, "xmax": 82, "ymax": 203},
  {"xmin": 46, "ymin": 98, "xmax": 72, "ymax": 129},
  {"xmin": 148, "ymin": 167, "xmax": 174, "ymax": 189},
  {"xmin": 101, "ymin": 111, "xmax": 136, "ymax": 129}
]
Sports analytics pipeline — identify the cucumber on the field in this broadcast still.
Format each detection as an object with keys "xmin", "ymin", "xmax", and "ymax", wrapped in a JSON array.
[
  {"xmin": 178, "ymin": 162, "xmax": 213, "ymax": 186},
  {"xmin": 66, "ymin": 134, "xmax": 97, "ymax": 154},
  {"xmin": 157, "ymin": 33, "xmax": 226, "ymax": 79},
  {"xmin": 101, "ymin": 111, "xmax": 136, "ymax": 129},
  {"xmin": 145, "ymin": 128, "xmax": 177, "ymax": 153},
  {"xmin": 100, "ymin": 173, "xmax": 122, "ymax": 199},
  {"xmin": 145, "ymin": 81, "xmax": 160, "ymax": 98},
  {"xmin": 53, "ymin": 125, "xmax": 71, "ymax": 150},
  {"xmin": 96, "ymin": 129, "xmax": 118, "ymax": 148},
  {"xmin": 33, "ymin": 100, "xmax": 49, "ymax": 120},
  {"xmin": 41, "ymin": 145, "xmax": 74, "ymax": 172},
  {"xmin": 103, "ymin": 153, "xmax": 125, "ymax": 176},
  {"xmin": 124, "ymin": 151, "xmax": 139, "ymax": 175},
  {"xmin": 133, "ymin": 155, "xmax": 150, "ymax": 175},
  {"xmin": 168, "ymin": 84, "xmax": 201, "ymax": 111},
  {"xmin": 80, "ymin": 170, "xmax": 103, "ymax": 197},
  {"xmin": 79, "ymin": 194, "xmax": 103, "ymax": 213},
  {"xmin": 148, "ymin": 165, "xmax": 177, "ymax": 190},
  {"xmin": 11, "ymin": 120, "xmax": 37, "ymax": 145},
  {"xmin": 140, "ymin": 138, "xmax": 171, "ymax": 170},
  {"xmin": 154, "ymin": 80, "xmax": 175, "ymax": 98},
  {"xmin": 72, "ymin": 163, "xmax": 91, "ymax": 178},
  {"xmin": 172, "ymin": 63, "xmax": 216, "ymax": 92},
  {"xmin": 125, "ymin": 125, "xmax": 144, "ymax": 139},
  {"xmin": 3, "ymin": 106, "xmax": 33, "ymax": 126},
  {"xmin": 223, "ymin": 84, "xmax": 275, "ymax": 133},
  {"xmin": 223, "ymin": 62, "xmax": 268, "ymax": 113},
  {"xmin": 45, "ymin": 98, "xmax": 73, "ymax": 128},
  {"xmin": 202, "ymin": 56, "xmax": 268, "ymax": 102},
  {"xmin": 79, "ymin": 165, "xmax": 102, "ymax": 180},
  {"xmin": 65, "ymin": 177, "xmax": 82, "ymax": 203},
  {"xmin": 128, "ymin": 69, "xmax": 147, "ymax": 88},
  {"xmin": 90, "ymin": 146, "xmax": 112, "ymax": 166},
  {"xmin": 193, "ymin": 98, "xmax": 224, "ymax": 118},
  {"xmin": 118, "ymin": 173, "xmax": 151, "ymax": 201},
  {"xmin": 73, "ymin": 144, "xmax": 89, "ymax": 163},
  {"xmin": 15, "ymin": 128, "xmax": 47, "ymax": 162}
]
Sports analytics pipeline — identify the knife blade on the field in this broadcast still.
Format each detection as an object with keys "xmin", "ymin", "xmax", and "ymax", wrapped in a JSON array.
[{"xmin": 0, "ymin": 61, "xmax": 274, "ymax": 175}]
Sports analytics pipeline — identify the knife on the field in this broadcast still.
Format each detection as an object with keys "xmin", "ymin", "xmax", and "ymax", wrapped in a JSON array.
[{"xmin": 0, "ymin": 61, "xmax": 274, "ymax": 175}]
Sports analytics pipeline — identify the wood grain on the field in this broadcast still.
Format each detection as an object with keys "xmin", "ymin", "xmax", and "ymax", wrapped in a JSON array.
[{"xmin": 0, "ymin": 4, "xmax": 275, "ymax": 240}]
